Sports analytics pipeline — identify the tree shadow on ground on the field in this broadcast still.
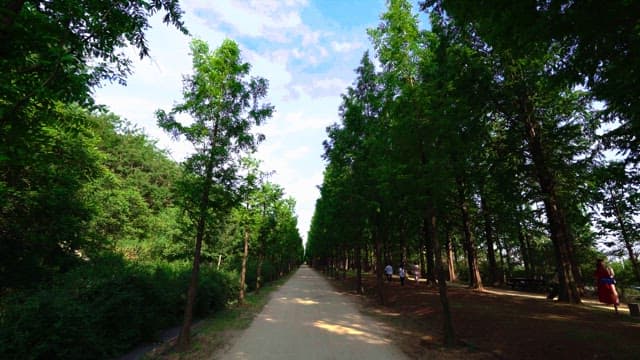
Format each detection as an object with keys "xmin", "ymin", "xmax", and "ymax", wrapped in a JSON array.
[{"xmin": 327, "ymin": 272, "xmax": 640, "ymax": 360}]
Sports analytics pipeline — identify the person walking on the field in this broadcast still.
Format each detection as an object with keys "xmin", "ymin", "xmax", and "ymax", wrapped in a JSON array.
[
  {"xmin": 595, "ymin": 259, "xmax": 620, "ymax": 314},
  {"xmin": 547, "ymin": 272, "xmax": 559, "ymax": 300},
  {"xmin": 413, "ymin": 262, "xmax": 420, "ymax": 285},
  {"xmin": 384, "ymin": 263, "xmax": 393, "ymax": 282},
  {"xmin": 398, "ymin": 265, "xmax": 406, "ymax": 286}
]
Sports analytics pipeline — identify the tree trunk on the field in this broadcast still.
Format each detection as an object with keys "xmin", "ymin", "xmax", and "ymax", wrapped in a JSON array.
[
  {"xmin": 423, "ymin": 216, "xmax": 436, "ymax": 283},
  {"xmin": 239, "ymin": 224, "xmax": 250, "ymax": 304},
  {"xmin": 374, "ymin": 230, "xmax": 385, "ymax": 305},
  {"xmin": 446, "ymin": 231, "xmax": 457, "ymax": 282},
  {"xmin": 430, "ymin": 210, "xmax": 455, "ymax": 346},
  {"xmin": 177, "ymin": 122, "xmax": 219, "ymax": 350},
  {"xmin": 419, "ymin": 229, "xmax": 425, "ymax": 280},
  {"xmin": 363, "ymin": 242, "xmax": 370, "ymax": 272},
  {"xmin": 356, "ymin": 243, "xmax": 363, "ymax": 294},
  {"xmin": 456, "ymin": 176, "xmax": 483, "ymax": 290},
  {"xmin": 521, "ymin": 102, "xmax": 580, "ymax": 303},
  {"xmin": 518, "ymin": 230, "xmax": 531, "ymax": 277},
  {"xmin": 401, "ymin": 242, "xmax": 408, "ymax": 268},
  {"xmin": 497, "ymin": 237, "xmax": 507, "ymax": 282},
  {"xmin": 504, "ymin": 240, "xmax": 514, "ymax": 279},
  {"xmin": 481, "ymin": 195, "xmax": 498, "ymax": 285},
  {"xmin": 612, "ymin": 193, "xmax": 640, "ymax": 283},
  {"xmin": 256, "ymin": 252, "xmax": 264, "ymax": 292},
  {"xmin": 342, "ymin": 248, "xmax": 347, "ymax": 280}
]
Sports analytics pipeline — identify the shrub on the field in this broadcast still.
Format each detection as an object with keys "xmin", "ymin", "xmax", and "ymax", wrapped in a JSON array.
[{"xmin": 0, "ymin": 255, "xmax": 238, "ymax": 359}]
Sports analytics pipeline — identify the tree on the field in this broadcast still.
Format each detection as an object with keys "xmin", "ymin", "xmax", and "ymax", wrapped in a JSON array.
[
  {"xmin": 321, "ymin": 50, "xmax": 389, "ymax": 302},
  {"xmin": 253, "ymin": 182, "xmax": 283, "ymax": 292},
  {"xmin": 1, "ymin": 0, "xmax": 186, "ymax": 120},
  {"xmin": 235, "ymin": 158, "xmax": 266, "ymax": 303},
  {"xmin": 84, "ymin": 113, "xmax": 181, "ymax": 259},
  {"xmin": 0, "ymin": 104, "xmax": 103, "ymax": 289},
  {"xmin": 156, "ymin": 38, "xmax": 273, "ymax": 349},
  {"xmin": 0, "ymin": 0, "xmax": 186, "ymax": 289},
  {"xmin": 593, "ymin": 162, "xmax": 640, "ymax": 283},
  {"xmin": 423, "ymin": 0, "xmax": 599, "ymax": 303},
  {"xmin": 368, "ymin": 0, "xmax": 425, "ymax": 302}
]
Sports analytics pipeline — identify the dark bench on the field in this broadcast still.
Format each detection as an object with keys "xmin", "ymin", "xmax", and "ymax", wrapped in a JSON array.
[{"xmin": 507, "ymin": 277, "xmax": 547, "ymax": 292}]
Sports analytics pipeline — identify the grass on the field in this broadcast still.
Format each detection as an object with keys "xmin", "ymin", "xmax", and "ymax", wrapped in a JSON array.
[{"xmin": 142, "ymin": 275, "xmax": 291, "ymax": 360}]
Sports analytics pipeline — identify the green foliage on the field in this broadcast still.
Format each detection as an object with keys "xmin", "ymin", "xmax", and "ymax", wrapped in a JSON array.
[
  {"xmin": 0, "ymin": 0, "xmax": 186, "ymax": 118},
  {"xmin": 218, "ymin": 176, "xmax": 304, "ymax": 292},
  {"xmin": 0, "ymin": 255, "xmax": 238, "ymax": 359},
  {"xmin": 0, "ymin": 0, "xmax": 188, "ymax": 290},
  {"xmin": 82, "ymin": 113, "xmax": 183, "ymax": 260},
  {"xmin": 156, "ymin": 38, "xmax": 274, "ymax": 241},
  {"xmin": 0, "ymin": 104, "xmax": 103, "ymax": 289},
  {"xmin": 310, "ymin": 0, "xmax": 640, "ymax": 304},
  {"xmin": 0, "ymin": 3, "xmax": 301, "ymax": 357}
]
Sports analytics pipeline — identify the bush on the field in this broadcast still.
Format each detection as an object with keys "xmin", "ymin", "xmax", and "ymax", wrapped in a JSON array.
[{"xmin": 0, "ymin": 255, "xmax": 238, "ymax": 359}]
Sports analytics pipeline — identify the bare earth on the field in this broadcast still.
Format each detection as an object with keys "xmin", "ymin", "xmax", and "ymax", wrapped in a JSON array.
[
  {"xmin": 217, "ymin": 265, "xmax": 408, "ymax": 360},
  {"xmin": 327, "ymin": 272, "xmax": 640, "ymax": 360}
]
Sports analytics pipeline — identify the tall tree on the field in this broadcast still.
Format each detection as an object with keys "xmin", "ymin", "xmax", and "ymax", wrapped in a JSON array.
[
  {"xmin": 368, "ymin": 0, "xmax": 431, "ymax": 292},
  {"xmin": 156, "ymin": 38, "xmax": 273, "ymax": 349},
  {"xmin": 235, "ymin": 158, "xmax": 267, "ymax": 304},
  {"xmin": 593, "ymin": 162, "xmax": 640, "ymax": 283},
  {"xmin": 423, "ymin": 0, "xmax": 597, "ymax": 303},
  {"xmin": 254, "ymin": 182, "xmax": 283, "ymax": 292},
  {"xmin": 321, "ymin": 50, "xmax": 388, "ymax": 302}
]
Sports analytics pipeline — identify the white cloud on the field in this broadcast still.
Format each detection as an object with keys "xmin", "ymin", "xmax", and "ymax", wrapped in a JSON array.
[
  {"xmin": 94, "ymin": 0, "xmax": 377, "ymax": 244},
  {"xmin": 243, "ymin": 48, "xmax": 294, "ymax": 103},
  {"xmin": 291, "ymin": 48, "xmax": 305, "ymax": 59},
  {"xmin": 312, "ymin": 77, "xmax": 350, "ymax": 92},
  {"xmin": 302, "ymin": 30, "xmax": 322, "ymax": 46},
  {"xmin": 283, "ymin": 146, "xmax": 311, "ymax": 160},
  {"xmin": 317, "ymin": 46, "xmax": 329, "ymax": 58},
  {"xmin": 187, "ymin": 0, "xmax": 306, "ymax": 42},
  {"xmin": 331, "ymin": 40, "xmax": 363, "ymax": 53}
]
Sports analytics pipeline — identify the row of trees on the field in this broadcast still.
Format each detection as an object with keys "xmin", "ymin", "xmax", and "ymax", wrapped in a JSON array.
[
  {"xmin": 306, "ymin": 0, "xmax": 640, "ymax": 342},
  {"xmin": 156, "ymin": 38, "xmax": 304, "ymax": 346},
  {"xmin": 1, "ymin": 1, "xmax": 303, "ymax": 355}
]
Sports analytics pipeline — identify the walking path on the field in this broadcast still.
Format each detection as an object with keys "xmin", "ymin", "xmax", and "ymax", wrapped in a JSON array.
[{"xmin": 219, "ymin": 265, "xmax": 408, "ymax": 360}]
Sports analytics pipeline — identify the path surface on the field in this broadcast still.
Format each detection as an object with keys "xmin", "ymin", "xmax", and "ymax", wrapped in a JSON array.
[{"xmin": 220, "ymin": 265, "xmax": 408, "ymax": 360}]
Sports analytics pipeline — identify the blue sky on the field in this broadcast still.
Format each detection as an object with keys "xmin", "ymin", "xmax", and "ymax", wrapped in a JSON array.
[{"xmin": 93, "ymin": 0, "xmax": 429, "ymax": 245}]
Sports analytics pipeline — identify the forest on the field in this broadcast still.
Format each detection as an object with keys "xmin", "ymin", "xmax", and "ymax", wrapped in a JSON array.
[
  {"xmin": 2, "ymin": 0, "xmax": 640, "ymax": 357},
  {"xmin": 306, "ymin": 0, "xmax": 640, "ymax": 336},
  {"xmin": 0, "ymin": 1, "xmax": 303, "ymax": 358}
]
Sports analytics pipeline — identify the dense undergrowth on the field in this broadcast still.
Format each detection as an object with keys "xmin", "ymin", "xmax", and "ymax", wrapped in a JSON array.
[{"xmin": 0, "ymin": 255, "xmax": 239, "ymax": 360}]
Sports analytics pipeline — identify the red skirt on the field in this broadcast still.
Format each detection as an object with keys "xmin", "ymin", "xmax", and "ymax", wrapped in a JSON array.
[{"xmin": 597, "ymin": 281, "xmax": 619, "ymax": 305}]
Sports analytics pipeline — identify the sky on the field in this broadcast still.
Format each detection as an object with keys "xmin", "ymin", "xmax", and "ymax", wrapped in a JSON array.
[{"xmin": 93, "ymin": 0, "xmax": 429, "ymax": 246}]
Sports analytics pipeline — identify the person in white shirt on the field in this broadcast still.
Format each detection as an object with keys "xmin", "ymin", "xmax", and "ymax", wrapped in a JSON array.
[
  {"xmin": 399, "ymin": 265, "xmax": 406, "ymax": 286},
  {"xmin": 384, "ymin": 264, "xmax": 393, "ymax": 282}
]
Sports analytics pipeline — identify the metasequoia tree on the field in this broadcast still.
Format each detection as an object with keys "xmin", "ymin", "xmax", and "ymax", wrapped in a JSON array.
[
  {"xmin": 157, "ymin": 38, "xmax": 273, "ymax": 349},
  {"xmin": 423, "ymin": 0, "xmax": 599, "ymax": 303},
  {"xmin": 593, "ymin": 163, "xmax": 640, "ymax": 283},
  {"xmin": 236, "ymin": 158, "xmax": 265, "ymax": 304},
  {"xmin": 253, "ymin": 182, "xmax": 283, "ymax": 292}
]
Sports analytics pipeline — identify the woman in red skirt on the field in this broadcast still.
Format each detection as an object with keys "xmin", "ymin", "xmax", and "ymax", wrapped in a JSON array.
[{"xmin": 595, "ymin": 259, "xmax": 620, "ymax": 313}]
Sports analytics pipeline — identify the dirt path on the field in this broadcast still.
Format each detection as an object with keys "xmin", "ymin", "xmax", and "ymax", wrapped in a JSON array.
[{"xmin": 218, "ymin": 265, "xmax": 408, "ymax": 359}]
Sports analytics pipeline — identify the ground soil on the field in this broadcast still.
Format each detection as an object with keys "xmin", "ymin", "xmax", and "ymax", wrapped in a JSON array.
[{"xmin": 327, "ymin": 272, "xmax": 640, "ymax": 360}]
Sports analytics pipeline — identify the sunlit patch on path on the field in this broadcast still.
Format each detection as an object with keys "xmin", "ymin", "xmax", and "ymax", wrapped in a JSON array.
[{"xmin": 312, "ymin": 320, "xmax": 390, "ymax": 345}]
